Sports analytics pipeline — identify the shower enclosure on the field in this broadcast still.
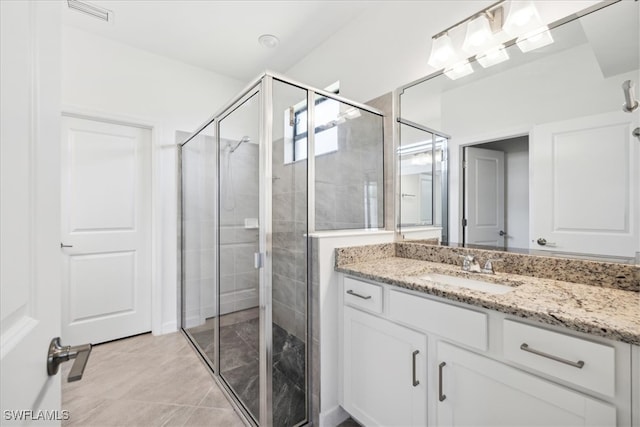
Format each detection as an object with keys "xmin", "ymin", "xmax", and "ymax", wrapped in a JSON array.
[{"xmin": 179, "ymin": 72, "xmax": 384, "ymax": 426}]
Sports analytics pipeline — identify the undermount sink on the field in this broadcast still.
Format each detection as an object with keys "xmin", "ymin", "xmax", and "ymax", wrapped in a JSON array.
[{"xmin": 419, "ymin": 273, "xmax": 515, "ymax": 295}]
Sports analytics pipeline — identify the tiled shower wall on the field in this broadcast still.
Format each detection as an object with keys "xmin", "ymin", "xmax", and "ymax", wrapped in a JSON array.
[
  {"xmin": 315, "ymin": 106, "xmax": 385, "ymax": 230},
  {"xmin": 219, "ymin": 140, "xmax": 260, "ymax": 315},
  {"xmin": 272, "ymin": 136, "xmax": 308, "ymax": 339}
]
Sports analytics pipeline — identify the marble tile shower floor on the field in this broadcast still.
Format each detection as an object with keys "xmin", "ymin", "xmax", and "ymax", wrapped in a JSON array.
[
  {"xmin": 61, "ymin": 332, "xmax": 243, "ymax": 427},
  {"xmin": 187, "ymin": 310, "xmax": 306, "ymax": 426}
]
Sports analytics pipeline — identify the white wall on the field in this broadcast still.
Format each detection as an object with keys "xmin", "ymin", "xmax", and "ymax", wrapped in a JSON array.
[{"xmin": 62, "ymin": 26, "xmax": 245, "ymax": 334}]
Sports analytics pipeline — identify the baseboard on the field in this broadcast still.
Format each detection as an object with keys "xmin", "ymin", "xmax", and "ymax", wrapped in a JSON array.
[
  {"xmin": 160, "ymin": 320, "xmax": 178, "ymax": 334},
  {"xmin": 319, "ymin": 405, "xmax": 349, "ymax": 427}
]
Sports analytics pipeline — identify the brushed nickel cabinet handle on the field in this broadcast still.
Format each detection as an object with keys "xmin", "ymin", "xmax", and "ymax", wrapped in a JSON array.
[
  {"xmin": 412, "ymin": 350, "xmax": 420, "ymax": 387},
  {"xmin": 520, "ymin": 343, "xmax": 585, "ymax": 369},
  {"xmin": 438, "ymin": 362, "xmax": 447, "ymax": 401},
  {"xmin": 346, "ymin": 289, "xmax": 371, "ymax": 300}
]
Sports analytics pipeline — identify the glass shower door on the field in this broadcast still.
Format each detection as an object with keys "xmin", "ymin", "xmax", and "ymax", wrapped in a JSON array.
[
  {"xmin": 270, "ymin": 79, "xmax": 308, "ymax": 426},
  {"xmin": 218, "ymin": 90, "xmax": 261, "ymax": 422}
]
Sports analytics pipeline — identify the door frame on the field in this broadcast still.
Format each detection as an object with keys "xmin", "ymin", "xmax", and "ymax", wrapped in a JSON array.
[
  {"xmin": 450, "ymin": 127, "xmax": 530, "ymax": 246},
  {"xmin": 463, "ymin": 146, "xmax": 506, "ymax": 248},
  {"xmin": 61, "ymin": 105, "xmax": 162, "ymax": 336}
]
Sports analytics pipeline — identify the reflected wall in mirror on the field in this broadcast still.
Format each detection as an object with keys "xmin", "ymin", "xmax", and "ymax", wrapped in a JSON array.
[{"xmin": 398, "ymin": 0, "xmax": 639, "ymax": 262}]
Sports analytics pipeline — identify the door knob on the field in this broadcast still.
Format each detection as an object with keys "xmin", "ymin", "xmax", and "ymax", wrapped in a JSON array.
[
  {"xmin": 47, "ymin": 337, "xmax": 92, "ymax": 382},
  {"xmin": 499, "ymin": 230, "xmax": 508, "ymax": 236},
  {"xmin": 536, "ymin": 238, "xmax": 556, "ymax": 247}
]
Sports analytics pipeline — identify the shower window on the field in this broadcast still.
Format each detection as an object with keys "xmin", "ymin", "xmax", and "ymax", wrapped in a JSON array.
[{"xmin": 285, "ymin": 86, "xmax": 340, "ymax": 163}]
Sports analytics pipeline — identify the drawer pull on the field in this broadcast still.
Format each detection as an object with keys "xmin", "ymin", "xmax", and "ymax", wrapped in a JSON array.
[
  {"xmin": 412, "ymin": 350, "xmax": 419, "ymax": 387},
  {"xmin": 438, "ymin": 362, "xmax": 447, "ymax": 401},
  {"xmin": 520, "ymin": 343, "xmax": 585, "ymax": 369},
  {"xmin": 346, "ymin": 289, "xmax": 371, "ymax": 300}
]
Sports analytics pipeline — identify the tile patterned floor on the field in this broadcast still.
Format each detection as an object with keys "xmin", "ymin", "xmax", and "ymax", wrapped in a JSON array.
[
  {"xmin": 61, "ymin": 332, "xmax": 244, "ymax": 427},
  {"xmin": 186, "ymin": 310, "xmax": 306, "ymax": 426}
]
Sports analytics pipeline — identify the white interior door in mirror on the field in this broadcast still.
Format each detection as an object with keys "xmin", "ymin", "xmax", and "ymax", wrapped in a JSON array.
[
  {"xmin": 531, "ymin": 110, "xmax": 639, "ymax": 257},
  {"xmin": 464, "ymin": 147, "xmax": 505, "ymax": 248},
  {"xmin": 61, "ymin": 116, "xmax": 152, "ymax": 345}
]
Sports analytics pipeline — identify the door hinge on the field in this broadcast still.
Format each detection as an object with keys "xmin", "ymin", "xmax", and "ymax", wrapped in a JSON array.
[
  {"xmin": 462, "ymin": 218, "xmax": 467, "ymax": 227},
  {"xmin": 463, "ymin": 161, "xmax": 468, "ymax": 169}
]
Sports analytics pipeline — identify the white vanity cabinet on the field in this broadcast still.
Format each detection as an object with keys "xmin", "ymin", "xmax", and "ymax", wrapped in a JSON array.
[
  {"xmin": 436, "ymin": 342, "xmax": 616, "ymax": 426},
  {"xmin": 339, "ymin": 274, "xmax": 631, "ymax": 427},
  {"xmin": 342, "ymin": 306, "xmax": 427, "ymax": 426}
]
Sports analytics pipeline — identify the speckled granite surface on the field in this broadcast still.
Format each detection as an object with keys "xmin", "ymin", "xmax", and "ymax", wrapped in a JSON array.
[
  {"xmin": 335, "ymin": 243, "xmax": 395, "ymax": 266},
  {"xmin": 336, "ymin": 242, "xmax": 639, "ymax": 292},
  {"xmin": 336, "ymin": 256, "xmax": 640, "ymax": 345}
]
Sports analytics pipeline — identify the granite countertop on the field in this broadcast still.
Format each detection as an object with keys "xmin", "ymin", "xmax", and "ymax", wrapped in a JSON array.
[{"xmin": 336, "ymin": 256, "xmax": 640, "ymax": 346}]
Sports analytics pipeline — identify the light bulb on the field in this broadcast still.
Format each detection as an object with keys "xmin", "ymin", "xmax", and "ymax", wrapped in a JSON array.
[
  {"xmin": 428, "ymin": 33, "xmax": 455, "ymax": 69},
  {"xmin": 516, "ymin": 27, "xmax": 554, "ymax": 52},
  {"xmin": 477, "ymin": 45, "xmax": 510, "ymax": 68},
  {"xmin": 444, "ymin": 61, "xmax": 474, "ymax": 80},
  {"xmin": 463, "ymin": 14, "xmax": 494, "ymax": 53},
  {"xmin": 503, "ymin": 0, "xmax": 543, "ymax": 37}
]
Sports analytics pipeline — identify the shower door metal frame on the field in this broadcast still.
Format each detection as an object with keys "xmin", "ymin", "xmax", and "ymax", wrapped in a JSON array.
[
  {"xmin": 258, "ymin": 75, "xmax": 274, "ymax": 426},
  {"xmin": 179, "ymin": 70, "xmax": 385, "ymax": 427},
  {"xmin": 215, "ymin": 82, "xmax": 266, "ymax": 426}
]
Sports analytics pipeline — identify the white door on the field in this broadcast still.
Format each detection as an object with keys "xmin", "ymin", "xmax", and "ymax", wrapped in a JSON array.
[
  {"xmin": 61, "ymin": 116, "xmax": 152, "ymax": 345},
  {"xmin": 531, "ymin": 111, "xmax": 639, "ymax": 257},
  {"xmin": 436, "ymin": 342, "xmax": 616, "ymax": 427},
  {"xmin": 1, "ymin": 0, "xmax": 64, "ymax": 422},
  {"xmin": 342, "ymin": 306, "xmax": 427, "ymax": 427},
  {"xmin": 464, "ymin": 147, "xmax": 505, "ymax": 247}
]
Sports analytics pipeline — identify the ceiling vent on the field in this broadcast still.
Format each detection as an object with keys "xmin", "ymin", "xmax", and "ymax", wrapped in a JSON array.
[{"xmin": 67, "ymin": 0, "xmax": 112, "ymax": 23}]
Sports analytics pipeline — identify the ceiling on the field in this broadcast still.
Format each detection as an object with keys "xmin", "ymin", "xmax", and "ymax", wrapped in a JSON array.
[{"xmin": 61, "ymin": 0, "xmax": 376, "ymax": 82}]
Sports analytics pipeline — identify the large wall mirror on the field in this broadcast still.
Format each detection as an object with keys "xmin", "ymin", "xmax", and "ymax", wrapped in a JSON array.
[{"xmin": 398, "ymin": 0, "xmax": 639, "ymax": 262}]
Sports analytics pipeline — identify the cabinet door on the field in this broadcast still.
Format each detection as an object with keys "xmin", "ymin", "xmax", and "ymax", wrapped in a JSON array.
[
  {"xmin": 343, "ymin": 306, "xmax": 427, "ymax": 426},
  {"xmin": 436, "ymin": 342, "xmax": 616, "ymax": 427}
]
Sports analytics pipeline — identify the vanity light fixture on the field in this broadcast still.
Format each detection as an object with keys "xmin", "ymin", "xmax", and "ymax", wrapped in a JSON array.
[
  {"xmin": 515, "ymin": 26, "xmax": 554, "ymax": 52},
  {"xmin": 476, "ymin": 44, "xmax": 510, "ymax": 68},
  {"xmin": 502, "ymin": 0, "xmax": 544, "ymax": 37},
  {"xmin": 444, "ymin": 60, "xmax": 474, "ymax": 80},
  {"xmin": 427, "ymin": 33, "xmax": 456, "ymax": 69},
  {"xmin": 411, "ymin": 152, "xmax": 433, "ymax": 166},
  {"xmin": 462, "ymin": 7, "xmax": 504, "ymax": 54},
  {"xmin": 427, "ymin": 0, "xmax": 554, "ymax": 79}
]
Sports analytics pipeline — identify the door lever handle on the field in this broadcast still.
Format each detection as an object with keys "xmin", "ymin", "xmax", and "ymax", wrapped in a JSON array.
[
  {"xmin": 60, "ymin": 243, "xmax": 73, "ymax": 248},
  {"xmin": 47, "ymin": 337, "xmax": 92, "ymax": 382}
]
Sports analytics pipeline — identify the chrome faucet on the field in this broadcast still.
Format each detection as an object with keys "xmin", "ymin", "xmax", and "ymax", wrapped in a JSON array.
[
  {"xmin": 461, "ymin": 255, "xmax": 482, "ymax": 273},
  {"xmin": 481, "ymin": 258, "xmax": 503, "ymax": 274}
]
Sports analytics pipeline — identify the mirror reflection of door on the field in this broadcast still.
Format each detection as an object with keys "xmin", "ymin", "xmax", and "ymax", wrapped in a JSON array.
[{"xmin": 463, "ymin": 137, "xmax": 529, "ymax": 250}]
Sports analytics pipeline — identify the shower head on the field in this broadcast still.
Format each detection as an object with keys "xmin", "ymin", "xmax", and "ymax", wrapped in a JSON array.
[{"xmin": 229, "ymin": 136, "xmax": 251, "ymax": 153}]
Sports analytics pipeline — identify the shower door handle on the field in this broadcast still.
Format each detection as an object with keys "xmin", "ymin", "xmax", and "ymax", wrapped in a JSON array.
[{"xmin": 254, "ymin": 252, "xmax": 264, "ymax": 269}]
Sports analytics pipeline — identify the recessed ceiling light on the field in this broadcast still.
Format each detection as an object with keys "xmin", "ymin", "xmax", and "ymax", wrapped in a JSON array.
[{"xmin": 258, "ymin": 34, "xmax": 279, "ymax": 49}]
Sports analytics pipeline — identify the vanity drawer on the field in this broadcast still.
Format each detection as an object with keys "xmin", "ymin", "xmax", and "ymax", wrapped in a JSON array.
[
  {"xmin": 388, "ymin": 290, "xmax": 488, "ymax": 350},
  {"xmin": 503, "ymin": 320, "xmax": 615, "ymax": 397},
  {"xmin": 343, "ymin": 277, "xmax": 383, "ymax": 314}
]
